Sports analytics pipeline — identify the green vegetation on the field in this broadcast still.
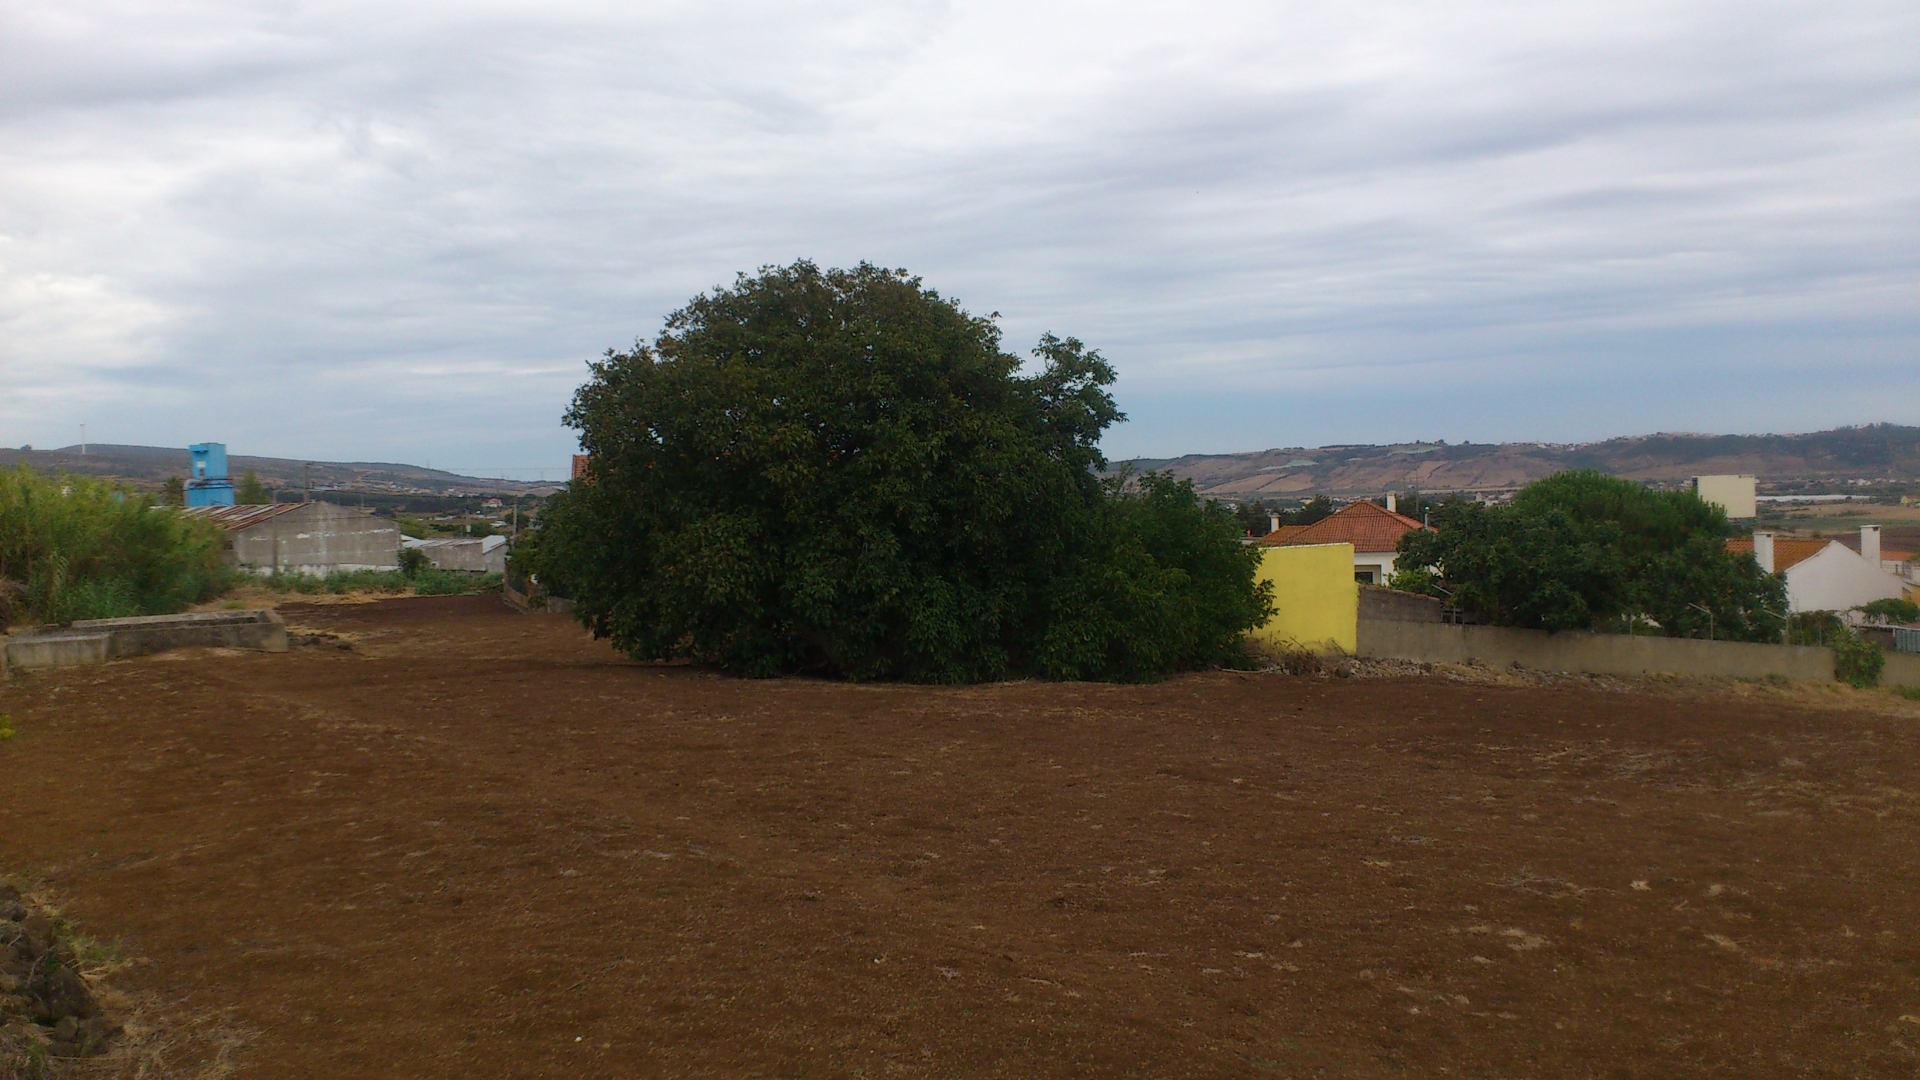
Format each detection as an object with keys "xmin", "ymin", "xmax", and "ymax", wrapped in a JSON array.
[
  {"xmin": 394, "ymin": 513, "xmax": 498, "ymax": 539},
  {"xmin": 160, "ymin": 476, "xmax": 186, "ymax": 507},
  {"xmin": 1857, "ymin": 597, "xmax": 1920, "ymax": 624},
  {"xmin": 531, "ymin": 260, "xmax": 1271, "ymax": 682},
  {"xmin": 251, "ymin": 569, "xmax": 501, "ymax": 597},
  {"xmin": 235, "ymin": 469, "xmax": 270, "ymax": 505},
  {"xmin": 1230, "ymin": 495, "xmax": 1336, "ymax": 536},
  {"xmin": 1395, "ymin": 470, "xmax": 1785, "ymax": 641},
  {"xmin": 398, "ymin": 546, "xmax": 432, "ymax": 577},
  {"xmin": 0, "ymin": 464, "xmax": 230, "ymax": 625},
  {"xmin": 1831, "ymin": 628, "xmax": 1885, "ymax": 689}
]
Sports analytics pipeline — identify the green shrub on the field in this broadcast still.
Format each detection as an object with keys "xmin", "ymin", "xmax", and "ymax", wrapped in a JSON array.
[
  {"xmin": 1858, "ymin": 597, "xmax": 1920, "ymax": 624},
  {"xmin": 0, "ymin": 465, "xmax": 230, "ymax": 625},
  {"xmin": 1832, "ymin": 629, "xmax": 1884, "ymax": 689},
  {"xmin": 398, "ymin": 547, "xmax": 431, "ymax": 577}
]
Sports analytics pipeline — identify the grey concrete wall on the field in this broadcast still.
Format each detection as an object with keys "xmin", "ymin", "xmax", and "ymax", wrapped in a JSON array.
[
  {"xmin": 1886, "ymin": 651, "xmax": 1920, "ymax": 689},
  {"xmin": 2, "ymin": 633, "xmax": 111, "ymax": 675},
  {"xmin": 4, "ymin": 611, "xmax": 286, "ymax": 676},
  {"xmin": 1359, "ymin": 585, "xmax": 1445, "ymax": 624},
  {"xmin": 1358, "ymin": 618, "xmax": 1836, "ymax": 682},
  {"xmin": 233, "ymin": 503, "xmax": 399, "ymax": 573}
]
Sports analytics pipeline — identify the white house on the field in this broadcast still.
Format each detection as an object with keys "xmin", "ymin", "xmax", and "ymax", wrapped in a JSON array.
[
  {"xmin": 1730, "ymin": 526, "xmax": 1912, "ymax": 614},
  {"xmin": 1260, "ymin": 498, "xmax": 1430, "ymax": 585}
]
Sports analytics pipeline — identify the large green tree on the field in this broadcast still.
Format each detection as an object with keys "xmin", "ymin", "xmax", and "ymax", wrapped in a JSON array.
[
  {"xmin": 533, "ymin": 262, "xmax": 1270, "ymax": 682},
  {"xmin": 1395, "ymin": 470, "xmax": 1784, "ymax": 639}
]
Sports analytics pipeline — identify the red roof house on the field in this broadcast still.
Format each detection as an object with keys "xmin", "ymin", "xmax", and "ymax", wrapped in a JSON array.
[{"xmin": 1259, "ymin": 502, "xmax": 1431, "ymax": 585}]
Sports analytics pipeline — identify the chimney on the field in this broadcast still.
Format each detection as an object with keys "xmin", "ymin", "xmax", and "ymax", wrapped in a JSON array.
[
  {"xmin": 1861, "ymin": 525, "xmax": 1881, "ymax": 566},
  {"xmin": 1267, "ymin": 511, "xmax": 1281, "ymax": 535},
  {"xmin": 1386, "ymin": 493, "xmax": 1398, "ymax": 514},
  {"xmin": 1753, "ymin": 531, "xmax": 1775, "ymax": 574}
]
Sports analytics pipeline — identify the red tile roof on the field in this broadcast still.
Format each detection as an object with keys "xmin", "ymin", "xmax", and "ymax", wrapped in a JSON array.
[
  {"xmin": 1725, "ymin": 537, "xmax": 1834, "ymax": 573},
  {"xmin": 1259, "ymin": 501, "xmax": 1429, "ymax": 553}
]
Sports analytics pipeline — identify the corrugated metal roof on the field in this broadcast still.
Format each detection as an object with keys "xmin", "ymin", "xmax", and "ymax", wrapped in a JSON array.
[
  {"xmin": 403, "ymin": 535, "xmax": 506, "ymax": 551},
  {"xmin": 179, "ymin": 503, "xmax": 305, "ymax": 531}
]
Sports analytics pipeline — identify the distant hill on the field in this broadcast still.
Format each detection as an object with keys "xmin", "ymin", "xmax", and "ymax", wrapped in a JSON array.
[
  {"xmin": 1120, "ymin": 424, "xmax": 1920, "ymax": 500},
  {"xmin": 7, "ymin": 444, "xmax": 561, "ymax": 497}
]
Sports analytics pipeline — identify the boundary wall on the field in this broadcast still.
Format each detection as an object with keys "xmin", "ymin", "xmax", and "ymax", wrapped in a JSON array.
[
  {"xmin": 3, "ymin": 610, "xmax": 287, "ymax": 678},
  {"xmin": 1358, "ymin": 618, "xmax": 1836, "ymax": 682}
]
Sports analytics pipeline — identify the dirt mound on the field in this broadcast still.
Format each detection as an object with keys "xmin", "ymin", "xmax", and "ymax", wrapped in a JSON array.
[{"xmin": 0, "ymin": 883, "xmax": 121, "ymax": 1069}]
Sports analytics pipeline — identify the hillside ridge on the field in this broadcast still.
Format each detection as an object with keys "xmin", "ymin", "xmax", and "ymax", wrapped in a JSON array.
[
  {"xmin": 1118, "ymin": 424, "xmax": 1920, "ymax": 499},
  {"xmin": 8, "ymin": 444, "xmax": 559, "ymax": 497}
]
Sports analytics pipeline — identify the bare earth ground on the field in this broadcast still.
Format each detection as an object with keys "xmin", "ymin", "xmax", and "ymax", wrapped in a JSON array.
[{"xmin": 2, "ymin": 595, "xmax": 1918, "ymax": 1078}]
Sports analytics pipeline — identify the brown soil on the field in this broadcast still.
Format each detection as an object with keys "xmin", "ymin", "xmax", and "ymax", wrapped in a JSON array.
[{"xmin": 1, "ymin": 595, "xmax": 1917, "ymax": 1078}]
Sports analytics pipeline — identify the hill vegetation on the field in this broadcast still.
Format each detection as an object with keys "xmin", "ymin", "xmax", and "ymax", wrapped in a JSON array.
[
  {"xmin": 1128, "ymin": 424, "xmax": 1920, "ymax": 499},
  {"xmin": 6, "ymin": 444, "xmax": 554, "ymax": 498}
]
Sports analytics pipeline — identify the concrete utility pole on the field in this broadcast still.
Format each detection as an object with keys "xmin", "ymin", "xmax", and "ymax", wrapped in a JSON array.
[
  {"xmin": 79, "ymin": 424, "xmax": 86, "ymax": 455},
  {"xmin": 304, "ymin": 463, "xmax": 313, "ymax": 502}
]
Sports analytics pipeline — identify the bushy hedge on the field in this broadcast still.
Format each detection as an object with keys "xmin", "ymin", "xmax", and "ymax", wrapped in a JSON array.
[
  {"xmin": 532, "ymin": 261, "xmax": 1271, "ymax": 682},
  {"xmin": 0, "ymin": 465, "xmax": 229, "ymax": 625}
]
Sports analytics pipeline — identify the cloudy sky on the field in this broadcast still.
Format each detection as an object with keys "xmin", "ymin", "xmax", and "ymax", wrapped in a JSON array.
[{"xmin": 2, "ymin": 0, "xmax": 1914, "ymax": 476}]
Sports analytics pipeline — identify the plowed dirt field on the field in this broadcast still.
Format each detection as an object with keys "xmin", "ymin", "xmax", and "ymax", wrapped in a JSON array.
[{"xmin": 2, "ymin": 595, "xmax": 1917, "ymax": 1078}]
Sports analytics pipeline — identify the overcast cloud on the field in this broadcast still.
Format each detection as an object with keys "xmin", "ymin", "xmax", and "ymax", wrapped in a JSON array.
[{"xmin": 2, "ymin": 0, "xmax": 1914, "ymax": 475}]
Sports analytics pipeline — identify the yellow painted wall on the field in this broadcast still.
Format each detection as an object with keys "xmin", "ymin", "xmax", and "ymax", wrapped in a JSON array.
[{"xmin": 1251, "ymin": 543, "xmax": 1358, "ymax": 655}]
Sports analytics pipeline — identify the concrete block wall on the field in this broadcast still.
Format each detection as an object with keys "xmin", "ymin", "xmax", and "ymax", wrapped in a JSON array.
[
  {"xmin": 1357, "ymin": 618, "xmax": 1837, "ymax": 682},
  {"xmin": 1886, "ymin": 652, "xmax": 1920, "ymax": 689},
  {"xmin": 3, "ymin": 610, "xmax": 287, "ymax": 677},
  {"xmin": 232, "ymin": 503, "xmax": 400, "ymax": 574}
]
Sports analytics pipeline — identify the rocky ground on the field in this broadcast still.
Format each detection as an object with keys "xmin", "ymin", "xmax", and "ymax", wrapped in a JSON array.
[{"xmin": 0, "ymin": 882, "xmax": 120, "ymax": 1072}]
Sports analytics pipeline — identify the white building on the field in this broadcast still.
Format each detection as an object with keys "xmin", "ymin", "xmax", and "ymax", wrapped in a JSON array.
[
  {"xmin": 1730, "ymin": 525, "xmax": 1913, "ymax": 614},
  {"xmin": 402, "ymin": 534, "xmax": 507, "ymax": 574},
  {"xmin": 1693, "ymin": 475, "xmax": 1757, "ymax": 519}
]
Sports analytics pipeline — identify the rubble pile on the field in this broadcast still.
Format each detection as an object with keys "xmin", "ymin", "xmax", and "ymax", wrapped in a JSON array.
[{"xmin": 0, "ymin": 883, "xmax": 119, "ymax": 1064}]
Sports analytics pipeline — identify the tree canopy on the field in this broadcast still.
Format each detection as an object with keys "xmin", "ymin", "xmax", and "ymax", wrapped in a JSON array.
[
  {"xmin": 235, "ymin": 470, "xmax": 270, "ymax": 505},
  {"xmin": 1395, "ymin": 470, "xmax": 1785, "ymax": 640},
  {"xmin": 532, "ymin": 261, "xmax": 1271, "ymax": 682}
]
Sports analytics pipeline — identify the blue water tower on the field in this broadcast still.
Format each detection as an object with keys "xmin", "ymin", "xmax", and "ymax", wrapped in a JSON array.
[{"xmin": 185, "ymin": 442, "xmax": 235, "ymax": 507}]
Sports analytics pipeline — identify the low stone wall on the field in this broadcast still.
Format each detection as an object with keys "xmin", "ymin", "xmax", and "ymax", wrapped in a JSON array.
[
  {"xmin": 3, "ymin": 610, "xmax": 287, "ymax": 677},
  {"xmin": 1357, "ymin": 618, "xmax": 1836, "ymax": 682},
  {"xmin": 1358, "ymin": 585, "xmax": 1445, "ymax": 624}
]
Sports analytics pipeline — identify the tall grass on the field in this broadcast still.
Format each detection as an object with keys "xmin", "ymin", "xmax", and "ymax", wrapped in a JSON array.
[{"xmin": 0, "ymin": 465, "xmax": 231, "ymax": 625}]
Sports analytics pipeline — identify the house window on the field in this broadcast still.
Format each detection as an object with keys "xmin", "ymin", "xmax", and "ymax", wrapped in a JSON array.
[{"xmin": 1355, "ymin": 566, "xmax": 1381, "ymax": 584}]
